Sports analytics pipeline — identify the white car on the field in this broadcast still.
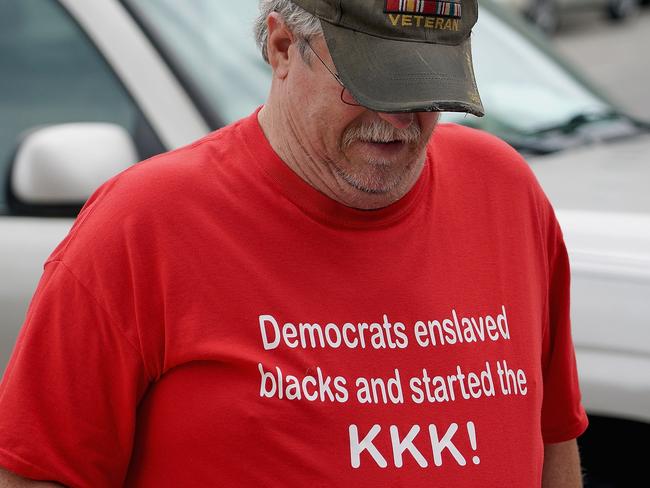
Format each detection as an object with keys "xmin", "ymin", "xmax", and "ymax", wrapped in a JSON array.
[{"xmin": 1, "ymin": 0, "xmax": 648, "ymax": 485}]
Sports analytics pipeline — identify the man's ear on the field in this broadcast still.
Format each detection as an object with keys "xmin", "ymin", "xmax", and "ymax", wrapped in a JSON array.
[{"xmin": 266, "ymin": 13, "xmax": 294, "ymax": 79}]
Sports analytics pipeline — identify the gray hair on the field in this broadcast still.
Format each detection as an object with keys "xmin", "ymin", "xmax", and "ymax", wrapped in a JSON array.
[{"xmin": 254, "ymin": 0, "xmax": 323, "ymax": 63}]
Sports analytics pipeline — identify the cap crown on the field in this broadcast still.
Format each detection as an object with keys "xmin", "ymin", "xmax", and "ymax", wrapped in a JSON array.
[{"xmin": 292, "ymin": 0, "xmax": 478, "ymax": 44}]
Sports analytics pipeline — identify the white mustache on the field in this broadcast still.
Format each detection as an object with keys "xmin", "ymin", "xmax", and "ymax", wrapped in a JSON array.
[{"xmin": 342, "ymin": 120, "xmax": 421, "ymax": 148}]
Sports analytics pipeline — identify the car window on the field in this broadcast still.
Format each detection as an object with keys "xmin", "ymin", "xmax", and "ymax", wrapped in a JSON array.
[
  {"xmin": 0, "ymin": 0, "xmax": 165, "ymax": 215},
  {"xmin": 125, "ymin": 0, "xmax": 271, "ymax": 129}
]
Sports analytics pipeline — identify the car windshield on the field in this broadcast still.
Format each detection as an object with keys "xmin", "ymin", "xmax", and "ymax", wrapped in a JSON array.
[
  {"xmin": 125, "ymin": 0, "xmax": 613, "ymax": 137},
  {"xmin": 441, "ymin": 6, "xmax": 612, "ymax": 136}
]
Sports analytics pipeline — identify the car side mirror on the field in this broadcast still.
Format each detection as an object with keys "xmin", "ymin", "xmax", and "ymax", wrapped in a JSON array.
[{"xmin": 8, "ymin": 123, "xmax": 138, "ymax": 216}]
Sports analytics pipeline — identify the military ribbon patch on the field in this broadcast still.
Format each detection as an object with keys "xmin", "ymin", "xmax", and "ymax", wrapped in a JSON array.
[{"xmin": 384, "ymin": 0, "xmax": 463, "ymax": 18}]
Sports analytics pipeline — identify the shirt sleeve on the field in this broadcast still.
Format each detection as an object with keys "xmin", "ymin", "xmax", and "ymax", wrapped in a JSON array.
[
  {"xmin": 0, "ymin": 260, "xmax": 149, "ymax": 487},
  {"xmin": 540, "ymin": 214, "xmax": 589, "ymax": 443}
]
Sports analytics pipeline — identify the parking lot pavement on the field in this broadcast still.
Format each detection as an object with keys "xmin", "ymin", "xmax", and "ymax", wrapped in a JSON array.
[{"xmin": 552, "ymin": 8, "xmax": 650, "ymax": 123}]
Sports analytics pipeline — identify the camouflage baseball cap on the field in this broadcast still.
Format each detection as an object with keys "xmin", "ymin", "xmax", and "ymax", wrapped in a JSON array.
[{"xmin": 291, "ymin": 0, "xmax": 484, "ymax": 116}]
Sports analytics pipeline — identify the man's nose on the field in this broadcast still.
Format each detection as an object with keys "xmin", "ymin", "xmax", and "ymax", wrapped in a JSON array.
[{"xmin": 376, "ymin": 112, "xmax": 415, "ymax": 129}]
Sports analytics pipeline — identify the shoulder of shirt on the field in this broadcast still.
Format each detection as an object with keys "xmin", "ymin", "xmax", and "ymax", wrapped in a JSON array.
[
  {"xmin": 91, "ymin": 117, "xmax": 247, "ymax": 206},
  {"xmin": 112, "ymin": 117, "xmax": 246, "ymax": 190},
  {"xmin": 430, "ymin": 123, "xmax": 557, "ymax": 225},
  {"xmin": 430, "ymin": 122, "xmax": 545, "ymax": 190}
]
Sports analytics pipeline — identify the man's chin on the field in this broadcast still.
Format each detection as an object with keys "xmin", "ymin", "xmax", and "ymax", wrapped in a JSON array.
[
  {"xmin": 333, "ymin": 145, "xmax": 427, "ymax": 197},
  {"xmin": 334, "ymin": 163, "xmax": 405, "ymax": 196}
]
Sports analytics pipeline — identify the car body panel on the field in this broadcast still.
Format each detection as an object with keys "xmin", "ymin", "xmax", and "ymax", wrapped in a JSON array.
[
  {"xmin": 530, "ymin": 134, "xmax": 650, "ymax": 214},
  {"xmin": 576, "ymin": 349, "xmax": 650, "ymax": 423},
  {"xmin": 0, "ymin": 218, "xmax": 73, "ymax": 369},
  {"xmin": 562, "ymin": 211, "xmax": 650, "ymax": 423},
  {"xmin": 558, "ymin": 210, "xmax": 650, "ymax": 356}
]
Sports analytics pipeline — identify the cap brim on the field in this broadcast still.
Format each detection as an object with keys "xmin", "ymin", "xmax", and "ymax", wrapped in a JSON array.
[{"xmin": 321, "ymin": 21, "xmax": 484, "ymax": 117}]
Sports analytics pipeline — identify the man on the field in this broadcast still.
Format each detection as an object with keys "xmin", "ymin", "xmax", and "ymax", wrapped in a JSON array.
[{"xmin": 0, "ymin": 0, "xmax": 587, "ymax": 486}]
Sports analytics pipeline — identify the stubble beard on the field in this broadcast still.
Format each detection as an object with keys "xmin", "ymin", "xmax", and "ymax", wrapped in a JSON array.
[
  {"xmin": 334, "ymin": 119, "xmax": 424, "ymax": 195},
  {"xmin": 333, "ymin": 158, "xmax": 406, "ymax": 195}
]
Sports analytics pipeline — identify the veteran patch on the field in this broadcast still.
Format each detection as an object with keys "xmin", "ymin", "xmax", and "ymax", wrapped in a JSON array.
[{"xmin": 384, "ymin": 0, "xmax": 463, "ymax": 18}]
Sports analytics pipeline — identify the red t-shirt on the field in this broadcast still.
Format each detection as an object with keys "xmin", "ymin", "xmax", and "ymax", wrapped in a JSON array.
[{"xmin": 0, "ymin": 110, "xmax": 587, "ymax": 487}]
